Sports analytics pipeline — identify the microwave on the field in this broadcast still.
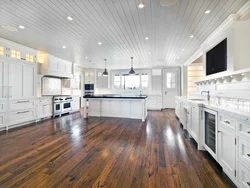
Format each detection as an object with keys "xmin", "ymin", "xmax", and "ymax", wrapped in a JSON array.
[{"xmin": 84, "ymin": 84, "xmax": 94, "ymax": 91}]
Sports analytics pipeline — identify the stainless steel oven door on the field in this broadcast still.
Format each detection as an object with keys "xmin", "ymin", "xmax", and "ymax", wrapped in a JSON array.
[
  {"xmin": 54, "ymin": 102, "xmax": 62, "ymax": 114},
  {"xmin": 62, "ymin": 102, "xmax": 72, "ymax": 112}
]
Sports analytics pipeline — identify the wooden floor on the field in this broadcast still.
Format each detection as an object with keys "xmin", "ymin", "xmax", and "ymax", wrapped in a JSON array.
[{"xmin": 0, "ymin": 110, "xmax": 234, "ymax": 188}]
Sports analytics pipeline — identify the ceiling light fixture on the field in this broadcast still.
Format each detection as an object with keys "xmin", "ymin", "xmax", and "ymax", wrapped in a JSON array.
[
  {"xmin": 160, "ymin": 0, "xmax": 178, "ymax": 7},
  {"xmin": 190, "ymin": 35, "xmax": 194, "ymax": 38},
  {"xmin": 138, "ymin": 2, "xmax": 145, "ymax": 8},
  {"xmin": 145, "ymin": 37, "xmax": 149, "ymax": 40},
  {"xmin": 67, "ymin": 16, "xmax": 73, "ymax": 21},
  {"xmin": 85, "ymin": 56, "xmax": 88, "ymax": 59},
  {"xmin": 128, "ymin": 57, "xmax": 135, "ymax": 75},
  {"xmin": 18, "ymin": 25, "xmax": 25, "ymax": 29},
  {"xmin": 148, "ymin": 52, "xmax": 151, "ymax": 54},
  {"xmin": 205, "ymin": 10, "xmax": 211, "ymax": 14},
  {"xmin": 176, "ymin": 56, "xmax": 179, "ymax": 59},
  {"xmin": 98, "ymin": 42, "xmax": 102, "ymax": 45},
  {"xmin": 182, "ymin": 48, "xmax": 185, "ymax": 51},
  {"xmin": 102, "ymin": 59, "xmax": 108, "ymax": 76},
  {"xmin": 62, "ymin": 46, "xmax": 66, "ymax": 49}
]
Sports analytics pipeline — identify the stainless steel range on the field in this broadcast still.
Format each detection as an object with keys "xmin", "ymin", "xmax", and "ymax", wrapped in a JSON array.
[{"xmin": 53, "ymin": 96, "xmax": 73, "ymax": 117}]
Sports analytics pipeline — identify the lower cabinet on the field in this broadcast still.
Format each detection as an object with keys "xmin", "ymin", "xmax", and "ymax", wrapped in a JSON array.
[
  {"xmin": 36, "ymin": 104, "xmax": 52, "ymax": 119},
  {"xmin": 72, "ymin": 97, "xmax": 80, "ymax": 112},
  {"xmin": 238, "ymin": 162, "xmax": 250, "ymax": 188},
  {"xmin": 218, "ymin": 124, "xmax": 236, "ymax": 182},
  {"xmin": 9, "ymin": 109, "xmax": 36, "ymax": 126},
  {"xmin": 0, "ymin": 113, "xmax": 7, "ymax": 129}
]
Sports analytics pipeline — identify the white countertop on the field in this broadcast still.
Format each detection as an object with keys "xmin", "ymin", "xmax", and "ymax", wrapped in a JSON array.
[{"xmin": 176, "ymin": 96, "xmax": 250, "ymax": 120}]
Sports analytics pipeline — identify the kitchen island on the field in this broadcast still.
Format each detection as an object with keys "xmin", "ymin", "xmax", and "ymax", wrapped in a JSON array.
[{"xmin": 83, "ymin": 95, "xmax": 148, "ymax": 121}]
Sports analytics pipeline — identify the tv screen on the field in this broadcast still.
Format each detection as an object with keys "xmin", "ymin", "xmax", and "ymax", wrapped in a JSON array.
[{"xmin": 206, "ymin": 38, "xmax": 227, "ymax": 76}]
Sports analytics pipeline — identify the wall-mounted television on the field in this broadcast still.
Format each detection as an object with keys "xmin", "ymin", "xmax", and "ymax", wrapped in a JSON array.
[{"xmin": 206, "ymin": 38, "xmax": 227, "ymax": 76}]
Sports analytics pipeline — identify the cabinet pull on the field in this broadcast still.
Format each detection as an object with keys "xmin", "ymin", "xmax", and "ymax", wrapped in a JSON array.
[
  {"xmin": 248, "ymin": 131, "xmax": 250, "ymax": 134},
  {"xmin": 224, "ymin": 120, "xmax": 230, "ymax": 124},
  {"xmin": 247, "ymin": 182, "xmax": 250, "ymax": 186},
  {"xmin": 16, "ymin": 110, "xmax": 29, "ymax": 114},
  {"xmin": 17, "ymin": 100, "xmax": 30, "ymax": 103},
  {"xmin": 247, "ymin": 154, "xmax": 250, "ymax": 157}
]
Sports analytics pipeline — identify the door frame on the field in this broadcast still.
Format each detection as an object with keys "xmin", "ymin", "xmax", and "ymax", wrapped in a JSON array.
[{"xmin": 162, "ymin": 67, "xmax": 181, "ymax": 109}]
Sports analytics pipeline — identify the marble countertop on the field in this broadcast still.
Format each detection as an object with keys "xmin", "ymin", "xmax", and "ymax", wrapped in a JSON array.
[
  {"xmin": 83, "ymin": 94, "xmax": 148, "ymax": 99},
  {"xmin": 176, "ymin": 96, "xmax": 250, "ymax": 120}
]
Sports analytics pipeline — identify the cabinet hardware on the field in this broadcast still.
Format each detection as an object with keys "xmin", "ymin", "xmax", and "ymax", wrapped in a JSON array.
[
  {"xmin": 247, "ymin": 154, "xmax": 250, "ymax": 157},
  {"xmin": 17, "ymin": 101, "xmax": 30, "ymax": 103},
  {"xmin": 235, "ymin": 138, "xmax": 237, "ymax": 145},
  {"xmin": 223, "ymin": 120, "xmax": 230, "ymax": 124},
  {"xmin": 218, "ymin": 131, "xmax": 222, "ymax": 133},
  {"xmin": 234, "ymin": 170, "xmax": 236, "ymax": 177},
  {"xmin": 248, "ymin": 131, "xmax": 250, "ymax": 134},
  {"xmin": 16, "ymin": 110, "xmax": 29, "ymax": 114},
  {"xmin": 247, "ymin": 181, "xmax": 250, "ymax": 186}
]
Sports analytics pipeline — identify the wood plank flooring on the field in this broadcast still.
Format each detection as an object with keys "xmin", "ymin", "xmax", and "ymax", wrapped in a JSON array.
[{"xmin": 0, "ymin": 110, "xmax": 234, "ymax": 188}]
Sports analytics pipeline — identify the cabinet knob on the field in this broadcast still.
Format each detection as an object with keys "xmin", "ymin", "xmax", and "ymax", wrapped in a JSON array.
[
  {"xmin": 247, "ymin": 182, "xmax": 250, "ymax": 186},
  {"xmin": 248, "ymin": 131, "xmax": 250, "ymax": 134},
  {"xmin": 247, "ymin": 154, "xmax": 250, "ymax": 158}
]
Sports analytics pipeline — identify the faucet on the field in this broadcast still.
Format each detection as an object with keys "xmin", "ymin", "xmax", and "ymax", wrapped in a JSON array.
[{"xmin": 201, "ymin": 91, "xmax": 210, "ymax": 101}]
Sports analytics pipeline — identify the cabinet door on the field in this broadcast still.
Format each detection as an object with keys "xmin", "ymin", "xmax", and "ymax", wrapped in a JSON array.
[
  {"xmin": 111, "ymin": 100, "xmax": 121, "ymax": 117},
  {"xmin": 36, "ymin": 105, "xmax": 44, "ymax": 118},
  {"xmin": 48, "ymin": 57, "xmax": 58, "ymax": 72},
  {"xmin": 0, "ymin": 113, "xmax": 7, "ymax": 129},
  {"xmin": 57, "ymin": 60, "xmax": 65, "ymax": 73},
  {"xmin": 44, "ymin": 104, "xmax": 52, "ymax": 117},
  {"xmin": 8, "ymin": 62, "xmax": 23, "ymax": 99},
  {"xmin": 0, "ymin": 60, "xmax": 7, "ymax": 99},
  {"xmin": 190, "ymin": 106, "xmax": 198, "ymax": 141},
  {"xmin": 101, "ymin": 100, "xmax": 110, "ymax": 116},
  {"xmin": 23, "ymin": 65, "xmax": 35, "ymax": 98},
  {"xmin": 65, "ymin": 62, "xmax": 72, "ymax": 74},
  {"xmin": 218, "ymin": 125, "xmax": 236, "ymax": 181},
  {"xmin": 121, "ymin": 100, "xmax": 130, "ymax": 118}
]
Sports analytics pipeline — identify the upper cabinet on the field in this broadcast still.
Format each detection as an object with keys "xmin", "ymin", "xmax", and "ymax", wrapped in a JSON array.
[
  {"xmin": 38, "ymin": 53, "xmax": 73, "ymax": 78},
  {"xmin": 96, "ymin": 69, "xmax": 109, "ymax": 88},
  {"xmin": 84, "ymin": 69, "xmax": 95, "ymax": 84}
]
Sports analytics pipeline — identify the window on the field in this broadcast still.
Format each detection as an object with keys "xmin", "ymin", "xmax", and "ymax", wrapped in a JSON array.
[
  {"xmin": 26, "ymin": 54, "xmax": 34, "ymax": 62},
  {"xmin": 0, "ymin": 46, "xmax": 4, "ymax": 56},
  {"xmin": 166, "ymin": 72, "xmax": 176, "ymax": 88},
  {"xmin": 114, "ymin": 74, "xmax": 121, "ymax": 89},
  {"xmin": 122, "ymin": 74, "xmax": 140, "ymax": 90},
  {"xmin": 11, "ymin": 50, "xmax": 21, "ymax": 59},
  {"xmin": 141, "ymin": 73, "xmax": 148, "ymax": 89}
]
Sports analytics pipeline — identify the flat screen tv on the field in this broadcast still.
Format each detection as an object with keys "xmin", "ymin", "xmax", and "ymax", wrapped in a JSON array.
[{"xmin": 206, "ymin": 38, "xmax": 227, "ymax": 76}]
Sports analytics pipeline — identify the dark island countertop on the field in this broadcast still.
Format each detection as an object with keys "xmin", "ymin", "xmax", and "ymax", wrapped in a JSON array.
[{"xmin": 83, "ymin": 94, "xmax": 148, "ymax": 99}]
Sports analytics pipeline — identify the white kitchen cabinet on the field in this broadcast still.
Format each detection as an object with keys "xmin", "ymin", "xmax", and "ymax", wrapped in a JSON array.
[
  {"xmin": 39, "ymin": 54, "xmax": 73, "ymax": 78},
  {"xmin": 9, "ymin": 108, "xmax": 36, "ymax": 126},
  {"xmin": 238, "ymin": 162, "xmax": 250, "ymax": 188},
  {"xmin": 175, "ymin": 99, "xmax": 180, "ymax": 118},
  {"xmin": 121, "ymin": 100, "xmax": 130, "ymax": 118},
  {"xmin": 190, "ymin": 105, "xmax": 199, "ymax": 141},
  {"xmin": 0, "ymin": 100, "xmax": 7, "ymax": 113},
  {"xmin": 147, "ymin": 95, "xmax": 162, "ymax": 110},
  {"xmin": 88, "ymin": 99, "xmax": 101, "ymax": 117},
  {"xmin": 0, "ymin": 60, "xmax": 8, "ymax": 99},
  {"xmin": 72, "ymin": 97, "xmax": 80, "ymax": 112},
  {"xmin": 218, "ymin": 124, "xmax": 236, "ymax": 182},
  {"xmin": 130, "ymin": 100, "xmax": 143, "ymax": 119},
  {"xmin": 36, "ymin": 98, "xmax": 53, "ymax": 119},
  {"xmin": 96, "ymin": 70, "xmax": 109, "ymax": 88},
  {"xmin": 8, "ymin": 61, "xmax": 36, "ymax": 99},
  {"xmin": 0, "ymin": 113, "xmax": 7, "ymax": 129},
  {"xmin": 111, "ymin": 100, "xmax": 121, "ymax": 117},
  {"xmin": 101, "ymin": 100, "xmax": 111, "ymax": 117}
]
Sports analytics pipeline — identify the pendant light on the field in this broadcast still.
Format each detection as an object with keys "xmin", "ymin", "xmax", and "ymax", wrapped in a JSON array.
[
  {"xmin": 129, "ymin": 57, "xmax": 135, "ymax": 75},
  {"xmin": 102, "ymin": 59, "xmax": 108, "ymax": 76}
]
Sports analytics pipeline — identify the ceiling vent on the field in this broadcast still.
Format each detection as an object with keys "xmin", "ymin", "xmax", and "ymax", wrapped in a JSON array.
[{"xmin": 160, "ymin": 0, "xmax": 178, "ymax": 7}]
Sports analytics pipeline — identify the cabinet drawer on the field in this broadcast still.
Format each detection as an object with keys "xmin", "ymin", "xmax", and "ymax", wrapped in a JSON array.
[
  {"xmin": 219, "ymin": 114, "xmax": 236, "ymax": 131},
  {"xmin": 0, "ymin": 101, "xmax": 7, "ymax": 113},
  {"xmin": 10, "ymin": 99, "xmax": 36, "ymax": 111},
  {"xmin": 238, "ymin": 121, "xmax": 250, "ymax": 140},
  {"xmin": 9, "ymin": 109, "xmax": 36, "ymax": 126},
  {"xmin": 238, "ymin": 162, "xmax": 250, "ymax": 188},
  {"xmin": 37, "ymin": 98, "xmax": 52, "ymax": 105},
  {"xmin": 239, "ymin": 137, "xmax": 250, "ymax": 169}
]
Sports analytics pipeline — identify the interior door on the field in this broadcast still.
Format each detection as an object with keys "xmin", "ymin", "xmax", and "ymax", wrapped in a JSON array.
[{"xmin": 163, "ymin": 68, "xmax": 180, "ymax": 108}]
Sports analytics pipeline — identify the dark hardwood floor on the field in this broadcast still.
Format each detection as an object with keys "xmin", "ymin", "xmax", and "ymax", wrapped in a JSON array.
[{"xmin": 0, "ymin": 110, "xmax": 234, "ymax": 188}]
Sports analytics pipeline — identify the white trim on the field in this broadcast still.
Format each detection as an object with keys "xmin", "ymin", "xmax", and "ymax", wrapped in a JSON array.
[{"xmin": 184, "ymin": 47, "xmax": 203, "ymax": 66}]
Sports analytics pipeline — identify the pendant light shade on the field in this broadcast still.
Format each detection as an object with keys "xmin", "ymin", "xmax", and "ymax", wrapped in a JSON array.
[
  {"xmin": 129, "ymin": 57, "xmax": 135, "ymax": 74},
  {"xmin": 102, "ymin": 59, "xmax": 108, "ymax": 76}
]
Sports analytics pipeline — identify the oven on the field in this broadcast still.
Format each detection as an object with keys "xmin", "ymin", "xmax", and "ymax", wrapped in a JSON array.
[
  {"xmin": 62, "ymin": 101, "xmax": 72, "ymax": 113},
  {"xmin": 53, "ymin": 102, "xmax": 62, "ymax": 115},
  {"xmin": 84, "ymin": 84, "xmax": 94, "ymax": 95},
  {"xmin": 203, "ymin": 108, "xmax": 218, "ymax": 160}
]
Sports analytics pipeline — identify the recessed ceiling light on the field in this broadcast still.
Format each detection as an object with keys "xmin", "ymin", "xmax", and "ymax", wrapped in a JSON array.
[
  {"xmin": 85, "ymin": 56, "xmax": 88, "ymax": 59},
  {"xmin": 145, "ymin": 37, "xmax": 149, "ymax": 40},
  {"xmin": 138, "ymin": 2, "xmax": 145, "ymax": 8},
  {"xmin": 176, "ymin": 56, "xmax": 179, "ymax": 59},
  {"xmin": 18, "ymin": 25, "xmax": 25, "ymax": 29},
  {"xmin": 98, "ymin": 42, "xmax": 102, "ymax": 45},
  {"xmin": 205, "ymin": 10, "xmax": 211, "ymax": 14},
  {"xmin": 62, "ymin": 46, "xmax": 66, "ymax": 49},
  {"xmin": 182, "ymin": 48, "xmax": 185, "ymax": 51},
  {"xmin": 67, "ymin": 16, "xmax": 73, "ymax": 21},
  {"xmin": 148, "ymin": 52, "xmax": 151, "ymax": 54},
  {"xmin": 190, "ymin": 35, "xmax": 194, "ymax": 38},
  {"xmin": 173, "ymin": 62, "xmax": 176, "ymax": 64}
]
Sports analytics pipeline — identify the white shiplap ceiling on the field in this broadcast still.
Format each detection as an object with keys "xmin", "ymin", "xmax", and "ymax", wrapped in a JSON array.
[{"xmin": 0, "ymin": 0, "xmax": 248, "ymax": 69}]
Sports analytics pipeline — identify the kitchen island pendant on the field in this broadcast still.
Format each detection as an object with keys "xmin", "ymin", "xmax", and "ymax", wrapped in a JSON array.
[
  {"xmin": 129, "ymin": 57, "xmax": 135, "ymax": 75},
  {"xmin": 102, "ymin": 59, "xmax": 108, "ymax": 76}
]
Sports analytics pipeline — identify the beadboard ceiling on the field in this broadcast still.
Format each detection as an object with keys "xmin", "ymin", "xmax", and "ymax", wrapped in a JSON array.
[{"xmin": 0, "ymin": 0, "xmax": 248, "ymax": 69}]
